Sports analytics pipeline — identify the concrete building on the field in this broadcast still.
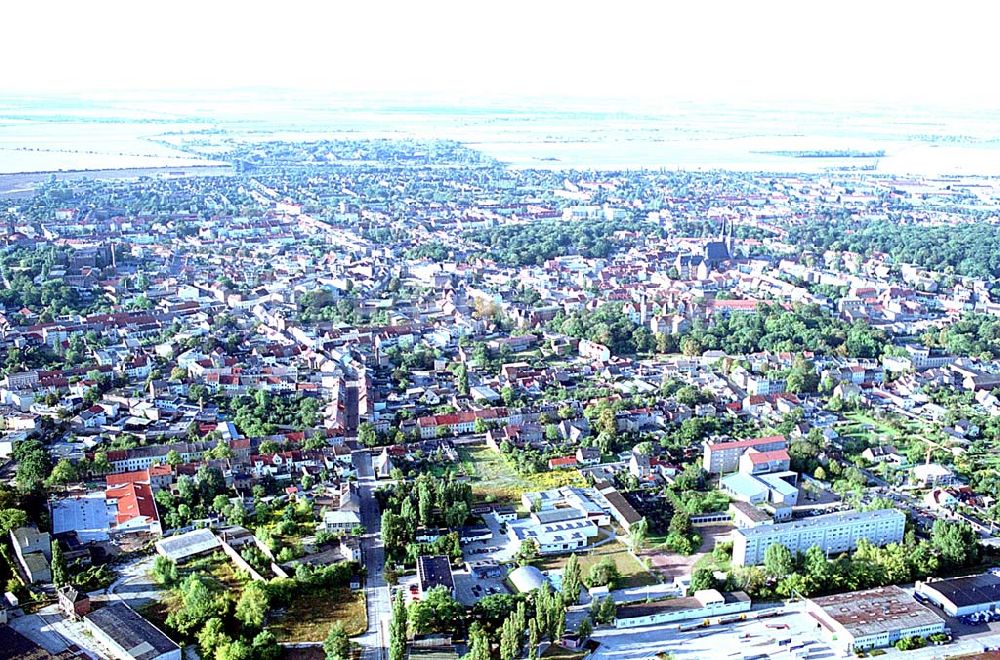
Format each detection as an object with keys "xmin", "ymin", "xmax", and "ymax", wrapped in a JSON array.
[
  {"xmin": 916, "ymin": 573, "xmax": 1000, "ymax": 617},
  {"xmin": 416, "ymin": 555, "xmax": 454, "ymax": 595},
  {"xmin": 10, "ymin": 525, "xmax": 51, "ymax": 583},
  {"xmin": 731, "ymin": 509, "xmax": 906, "ymax": 566},
  {"xmin": 807, "ymin": 586, "xmax": 945, "ymax": 652},
  {"xmin": 702, "ymin": 434, "xmax": 786, "ymax": 474},
  {"xmin": 614, "ymin": 590, "xmax": 751, "ymax": 629},
  {"xmin": 84, "ymin": 602, "xmax": 182, "ymax": 660}
]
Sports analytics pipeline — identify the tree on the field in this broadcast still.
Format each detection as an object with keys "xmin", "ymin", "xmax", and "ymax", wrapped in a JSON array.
[
  {"xmin": 389, "ymin": 590, "xmax": 408, "ymax": 660},
  {"xmin": 586, "ymin": 557, "xmax": 620, "ymax": 589},
  {"xmin": 151, "ymin": 555, "xmax": 178, "ymax": 586},
  {"xmin": 562, "ymin": 553, "xmax": 582, "ymax": 606},
  {"xmin": 577, "ymin": 616, "xmax": 593, "ymax": 641},
  {"xmin": 464, "ymin": 622, "xmax": 491, "ymax": 660},
  {"xmin": 409, "ymin": 586, "xmax": 464, "ymax": 634},
  {"xmin": 358, "ymin": 422, "xmax": 377, "ymax": 447},
  {"xmin": 688, "ymin": 568, "xmax": 717, "ymax": 595},
  {"xmin": 197, "ymin": 618, "xmax": 230, "ymax": 659},
  {"xmin": 50, "ymin": 541, "xmax": 66, "ymax": 587},
  {"xmin": 214, "ymin": 640, "xmax": 253, "ymax": 660},
  {"xmin": 931, "ymin": 519, "xmax": 979, "ymax": 568},
  {"xmin": 628, "ymin": 517, "xmax": 648, "ymax": 552},
  {"xmin": 516, "ymin": 538, "xmax": 539, "ymax": 566},
  {"xmin": 251, "ymin": 631, "xmax": 281, "ymax": 660},
  {"xmin": 323, "ymin": 623, "xmax": 351, "ymax": 660},
  {"xmin": 165, "ymin": 449, "xmax": 183, "ymax": 466},
  {"xmin": 527, "ymin": 619, "xmax": 540, "ymax": 660},
  {"xmin": 90, "ymin": 452, "xmax": 111, "ymax": 475},
  {"xmin": 763, "ymin": 543, "xmax": 794, "ymax": 579},
  {"xmin": 0, "ymin": 508, "xmax": 27, "ymax": 536},
  {"xmin": 813, "ymin": 465, "xmax": 827, "ymax": 481},
  {"xmin": 47, "ymin": 458, "xmax": 79, "ymax": 486},
  {"xmin": 235, "ymin": 580, "xmax": 270, "ymax": 628}
]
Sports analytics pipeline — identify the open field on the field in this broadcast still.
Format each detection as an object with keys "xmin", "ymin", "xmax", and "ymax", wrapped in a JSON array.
[
  {"xmin": 458, "ymin": 446, "xmax": 586, "ymax": 501},
  {"xmin": 537, "ymin": 540, "xmax": 658, "ymax": 589},
  {"xmin": 269, "ymin": 588, "xmax": 367, "ymax": 642}
]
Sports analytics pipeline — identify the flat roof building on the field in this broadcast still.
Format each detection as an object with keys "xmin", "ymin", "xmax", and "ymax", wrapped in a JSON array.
[
  {"xmin": 614, "ymin": 590, "xmax": 751, "ymax": 629},
  {"xmin": 916, "ymin": 573, "xmax": 1000, "ymax": 617},
  {"xmin": 732, "ymin": 508, "xmax": 905, "ymax": 566},
  {"xmin": 416, "ymin": 555, "xmax": 454, "ymax": 595},
  {"xmin": 807, "ymin": 585, "xmax": 945, "ymax": 652},
  {"xmin": 84, "ymin": 602, "xmax": 181, "ymax": 660}
]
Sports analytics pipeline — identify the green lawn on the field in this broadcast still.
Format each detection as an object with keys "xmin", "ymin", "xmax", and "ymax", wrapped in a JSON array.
[
  {"xmin": 269, "ymin": 587, "xmax": 367, "ymax": 642},
  {"xmin": 457, "ymin": 446, "xmax": 585, "ymax": 502},
  {"xmin": 536, "ymin": 539, "xmax": 658, "ymax": 589}
]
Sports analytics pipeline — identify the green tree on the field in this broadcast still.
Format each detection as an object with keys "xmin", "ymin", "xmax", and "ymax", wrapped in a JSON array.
[
  {"xmin": 250, "ymin": 631, "xmax": 281, "ymax": 660},
  {"xmin": 586, "ymin": 557, "xmax": 620, "ymax": 589},
  {"xmin": 931, "ymin": 519, "xmax": 979, "ymax": 568},
  {"xmin": 358, "ymin": 422, "xmax": 377, "ymax": 447},
  {"xmin": 763, "ymin": 543, "xmax": 794, "ymax": 579},
  {"xmin": 151, "ymin": 555, "xmax": 178, "ymax": 586},
  {"xmin": 0, "ymin": 508, "xmax": 27, "ymax": 536},
  {"xmin": 389, "ymin": 590, "xmax": 408, "ymax": 660},
  {"xmin": 562, "ymin": 553, "xmax": 582, "ymax": 606},
  {"xmin": 323, "ymin": 623, "xmax": 351, "ymax": 660},
  {"xmin": 465, "ymin": 622, "xmax": 491, "ymax": 660},
  {"xmin": 235, "ymin": 580, "xmax": 270, "ymax": 628},
  {"xmin": 165, "ymin": 449, "xmax": 183, "ymax": 466},
  {"xmin": 50, "ymin": 541, "xmax": 66, "ymax": 587},
  {"xmin": 47, "ymin": 458, "xmax": 79, "ymax": 486},
  {"xmin": 197, "ymin": 618, "xmax": 230, "ymax": 659}
]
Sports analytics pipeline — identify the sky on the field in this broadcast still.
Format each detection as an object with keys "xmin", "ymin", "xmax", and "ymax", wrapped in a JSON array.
[{"xmin": 4, "ymin": 1, "xmax": 1000, "ymax": 108}]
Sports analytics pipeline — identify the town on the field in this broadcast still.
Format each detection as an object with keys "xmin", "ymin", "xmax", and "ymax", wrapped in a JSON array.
[{"xmin": 3, "ymin": 137, "xmax": 1000, "ymax": 660}]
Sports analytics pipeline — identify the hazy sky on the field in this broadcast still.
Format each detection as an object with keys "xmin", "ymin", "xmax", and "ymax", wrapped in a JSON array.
[{"xmin": 5, "ymin": 1, "xmax": 999, "ymax": 107}]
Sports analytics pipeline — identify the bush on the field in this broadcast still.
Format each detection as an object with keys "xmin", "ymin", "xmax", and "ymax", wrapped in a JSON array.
[{"xmin": 894, "ymin": 636, "xmax": 927, "ymax": 651}]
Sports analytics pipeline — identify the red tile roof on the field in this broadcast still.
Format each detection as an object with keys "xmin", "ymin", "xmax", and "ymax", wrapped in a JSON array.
[{"xmin": 106, "ymin": 482, "xmax": 159, "ymax": 525}]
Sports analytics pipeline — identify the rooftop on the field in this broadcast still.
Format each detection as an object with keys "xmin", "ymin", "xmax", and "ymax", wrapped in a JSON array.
[
  {"xmin": 922, "ymin": 573, "xmax": 1000, "ymax": 608},
  {"xmin": 85, "ymin": 602, "xmax": 180, "ymax": 660},
  {"xmin": 810, "ymin": 585, "xmax": 943, "ymax": 639},
  {"xmin": 735, "ymin": 508, "xmax": 904, "ymax": 539},
  {"xmin": 417, "ymin": 555, "xmax": 454, "ymax": 592}
]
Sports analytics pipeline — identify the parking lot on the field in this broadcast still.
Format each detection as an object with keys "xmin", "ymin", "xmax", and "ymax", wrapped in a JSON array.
[
  {"xmin": 454, "ymin": 570, "xmax": 509, "ymax": 605},
  {"xmin": 461, "ymin": 513, "xmax": 517, "ymax": 564}
]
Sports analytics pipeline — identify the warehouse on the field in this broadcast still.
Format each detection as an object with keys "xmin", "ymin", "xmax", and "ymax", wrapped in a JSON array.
[
  {"xmin": 916, "ymin": 573, "xmax": 1000, "ymax": 617},
  {"xmin": 84, "ymin": 602, "xmax": 181, "ymax": 660},
  {"xmin": 613, "ymin": 590, "xmax": 751, "ymax": 629},
  {"xmin": 806, "ymin": 585, "xmax": 945, "ymax": 653}
]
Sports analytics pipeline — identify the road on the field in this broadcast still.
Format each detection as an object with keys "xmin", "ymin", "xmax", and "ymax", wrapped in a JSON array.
[{"xmin": 353, "ymin": 449, "xmax": 390, "ymax": 660}]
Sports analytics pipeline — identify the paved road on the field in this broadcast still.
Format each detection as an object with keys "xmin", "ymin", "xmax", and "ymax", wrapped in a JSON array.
[{"xmin": 353, "ymin": 449, "xmax": 390, "ymax": 660}]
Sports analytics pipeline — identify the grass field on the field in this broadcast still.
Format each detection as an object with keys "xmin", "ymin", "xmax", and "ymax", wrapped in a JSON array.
[
  {"xmin": 458, "ymin": 446, "xmax": 586, "ymax": 501},
  {"xmin": 269, "ymin": 587, "xmax": 367, "ymax": 642},
  {"xmin": 541, "ymin": 645, "xmax": 588, "ymax": 660},
  {"xmin": 536, "ymin": 539, "xmax": 658, "ymax": 589}
]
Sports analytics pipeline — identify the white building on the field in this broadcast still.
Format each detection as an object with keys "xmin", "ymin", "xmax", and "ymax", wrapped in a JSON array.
[
  {"xmin": 731, "ymin": 509, "xmax": 906, "ymax": 566},
  {"xmin": 916, "ymin": 574, "xmax": 1000, "ymax": 617},
  {"xmin": 807, "ymin": 586, "xmax": 945, "ymax": 653},
  {"xmin": 614, "ymin": 590, "xmax": 751, "ymax": 628}
]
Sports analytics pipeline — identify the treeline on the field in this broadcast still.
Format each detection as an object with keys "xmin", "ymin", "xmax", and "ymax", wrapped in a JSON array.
[
  {"xmin": 220, "ymin": 390, "xmax": 322, "ymax": 437},
  {"xmin": 923, "ymin": 313, "xmax": 1000, "ymax": 360},
  {"xmin": 465, "ymin": 216, "xmax": 658, "ymax": 267},
  {"xmin": 696, "ymin": 520, "xmax": 980, "ymax": 601},
  {"xmin": 680, "ymin": 303, "xmax": 887, "ymax": 358},
  {"xmin": 787, "ymin": 218, "xmax": 1000, "ymax": 280}
]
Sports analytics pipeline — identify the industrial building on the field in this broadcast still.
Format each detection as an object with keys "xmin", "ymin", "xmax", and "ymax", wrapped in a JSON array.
[
  {"xmin": 731, "ymin": 508, "xmax": 905, "ymax": 566},
  {"xmin": 613, "ymin": 590, "xmax": 751, "ymax": 629},
  {"xmin": 807, "ymin": 585, "xmax": 945, "ymax": 652},
  {"xmin": 916, "ymin": 573, "xmax": 1000, "ymax": 617},
  {"xmin": 416, "ymin": 555, "xmax": 454, "ymax": 595},
  {"xmin": 84, "ymin": 602, "xmax": 181, "ymax": 660}
]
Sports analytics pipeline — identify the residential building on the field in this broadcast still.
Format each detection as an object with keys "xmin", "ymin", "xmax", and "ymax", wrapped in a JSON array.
[
  {"xmin": 731, "ymin": 509, "xmax": 906, "ymax": 566},
  {"xmin": 702, "ymin": 434, "xmax": 787, "ymax": 474}
]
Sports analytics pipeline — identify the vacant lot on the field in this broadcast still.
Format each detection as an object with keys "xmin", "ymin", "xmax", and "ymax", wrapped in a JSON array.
[
  {"xmin": 537, "ymin": 539, "xmax": 658, "ymax": 589},
  {"xmin": 458, "ymin": 446, "xmax": 586, "ymax": 502},
  {"xmin": 269, "ymin": 587, "xmax": 367, "ymax": 642}
]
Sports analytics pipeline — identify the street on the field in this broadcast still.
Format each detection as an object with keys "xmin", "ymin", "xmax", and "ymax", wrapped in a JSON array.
[{"xmin": 353, "ymin": 449, "xmax": 390, "ymax": 660}]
